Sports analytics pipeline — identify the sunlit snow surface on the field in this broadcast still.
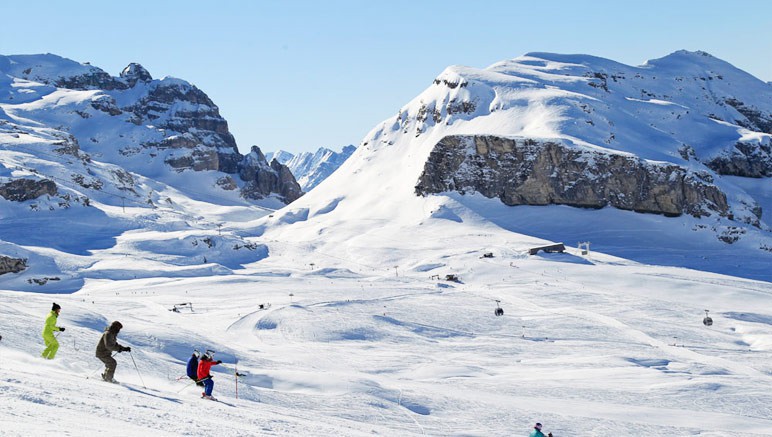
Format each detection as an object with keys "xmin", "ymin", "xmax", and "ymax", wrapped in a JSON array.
[{"xmin": 2, "ymin": 247, "xmax": 772, "ymax": 436}]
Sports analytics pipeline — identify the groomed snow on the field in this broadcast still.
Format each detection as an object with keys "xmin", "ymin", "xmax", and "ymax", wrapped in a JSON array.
[{"xmin": 2, "ymin": 243, "xmax": 772, "ymax": 435}]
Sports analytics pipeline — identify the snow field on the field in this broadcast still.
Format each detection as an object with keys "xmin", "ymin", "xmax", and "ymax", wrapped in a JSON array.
[{"xmin": 3, "ymin": 244, "xmax": 772, "ymax": 436}]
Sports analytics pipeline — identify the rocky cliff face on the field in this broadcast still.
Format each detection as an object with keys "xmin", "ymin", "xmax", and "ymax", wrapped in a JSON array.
[
  {"xmin": 120, "ymin": 63, "xmax": 153, "ymax": 87},
  {"xmin": 240, "ymin": 146, "xmax": 303, "ymax": 203},
  {"xmin": 0, "ymin": 255, "xmax": 27, "ymax": 275},
  {"xmin": 0, "ymin": 178, "xmax": 58, "ymax": 202},
  {"xmin": 123, "ymin": 78, "xmax": 242, "ymax": 173},
  {"xmin": 416, "ymin": 135, "xmax": 732, "ymax": 219},
  {"xmin": 705, "ymin": 141, "xmax": 772, "ymax": 178}
]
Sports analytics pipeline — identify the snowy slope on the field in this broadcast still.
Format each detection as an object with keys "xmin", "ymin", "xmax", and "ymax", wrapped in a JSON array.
[
  {"xmin": 1, "ymin": 242, "xmax": 771, "ymax": 435},
  {"xmin": 0, "ymin": 105, "xmax": 275, "ymax": 292}
]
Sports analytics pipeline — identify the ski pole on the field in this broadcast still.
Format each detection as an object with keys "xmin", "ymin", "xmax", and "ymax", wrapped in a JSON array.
[
  {"xmin": 232, "ymin": 365, "xmax": 246, "ymax": 399},
  {"xmin": 129, "ymin": 350, "xmax": 146, "ymax": 388},
  {"xmin": 177, "ymin": 380, "xmax": 196, "ymax": 393}
]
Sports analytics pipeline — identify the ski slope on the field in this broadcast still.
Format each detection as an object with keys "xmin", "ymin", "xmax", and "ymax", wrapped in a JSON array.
[{"xmin": 2, "ymin": 241, "xmax": 772, "ymax": 436}]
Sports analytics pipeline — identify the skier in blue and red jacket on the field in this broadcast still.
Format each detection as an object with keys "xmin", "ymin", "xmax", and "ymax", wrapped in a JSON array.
[{"xmin": 197, "ymin": 350, "xmax": 221, "ymax": 399}]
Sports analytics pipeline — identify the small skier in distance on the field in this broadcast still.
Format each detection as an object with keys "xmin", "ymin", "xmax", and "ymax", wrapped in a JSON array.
[
  {"xmin": 197, "ymin": 350, "xmax": 222, "ymax": 400},
  {"xmin": 529, "ymin": 422, "xmax": 552, "ymax": 437},
  {"xmin": 41, "ymin": 303, "xmax": 65, "ymax": 359}
]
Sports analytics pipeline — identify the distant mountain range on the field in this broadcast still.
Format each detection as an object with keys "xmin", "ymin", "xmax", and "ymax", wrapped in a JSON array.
[
  {"xmin": 266, "ymin": 145, "xmax": 356, "ymax": 191},
  {"xmin": 1, "ymin": 50, "xmax": 771, "ymax": 291}
]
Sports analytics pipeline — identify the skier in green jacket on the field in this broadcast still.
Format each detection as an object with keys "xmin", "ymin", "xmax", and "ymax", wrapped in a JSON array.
[
  {"xmin": 529, "ymin": 422, "xmax": 553, "ymax": 437},
  {"xmin": 41, "ymin": 303, "xmax": 65, "ymax": 359}
]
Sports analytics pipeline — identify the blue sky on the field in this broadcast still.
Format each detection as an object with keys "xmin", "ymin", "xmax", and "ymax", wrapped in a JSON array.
[{"xmin": 1, "ymin": 0, "xmax": 770, "ymax": 154}]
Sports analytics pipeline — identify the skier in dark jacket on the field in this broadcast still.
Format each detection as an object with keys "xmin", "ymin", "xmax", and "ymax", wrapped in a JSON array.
[
  {"xmin": 197, "ymin": 350, "xmax": 222, "ymax": 400},
  {"xmin": 95, "ymin": 321, "xmax": 130, "ymax": 383},
  {"xmin": 186, "ymin": 350, "xmax": 204, "ymax": 386}
]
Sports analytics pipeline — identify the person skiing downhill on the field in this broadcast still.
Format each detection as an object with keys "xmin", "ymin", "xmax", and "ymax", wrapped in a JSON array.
[
  {"xmin": 529, "ymin": 422, "xmax": 552, "ymax": 437},
  {"xmin": 187, "ymin": 350, "xmax": 204, "ymax": 386},
  {"xmin": 41, "ymin": 303, "xmax": 65, "ymax": 359},
  {"xmin": 197, "ymin": 350, "xmax": 222, "ymax": 400},
  {"xmin": 95, "ymin": 321, "xmax": 131, "ymax": 383}
]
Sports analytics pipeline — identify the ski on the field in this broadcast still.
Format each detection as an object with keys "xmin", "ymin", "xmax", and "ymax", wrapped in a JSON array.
[{"xmin": 199, "ymin": 395, "xmax": 234, "ymax": 407}]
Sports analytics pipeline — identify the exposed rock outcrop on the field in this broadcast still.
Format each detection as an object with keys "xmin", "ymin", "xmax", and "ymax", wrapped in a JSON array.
[
  {"xmin": 0, "ymin": 255, "xmax": 27, "ymax": 275},
  {"xmin": 120, "ymin": 63, "xmax": 153, "ymax": 87},
  {"xmin": 129, "ymin": 80, "xmax": 242, "ymax": 173},
  {"xmin": 0, "ymin": 178, "xmax": 58, "ymax": 202},
  {"xmin": 705, "ymin": 141, "xmax": 772, "ymax": 177},
  {"xmin": 55, "ymin": 68, "xmax": 128, "ymax": 91},
  {"xmin": 724, "ymin": 98, "xmax": 772, "ymax": 134},
  {"xmin": 416, "ymin": 135, "xmax": 730, "ymax": 218},
  {"xmin": 239, "ymin": 146, "xmax": 303, "ymax": 203},
  {"xmin": 90, "ymin": 95, "xmax": 122, "ymax": 116}
]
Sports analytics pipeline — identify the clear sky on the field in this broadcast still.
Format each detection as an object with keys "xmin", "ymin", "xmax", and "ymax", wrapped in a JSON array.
[{"xmin": 1, "ymin": 0, "xmax": 770, "ymax": 154}]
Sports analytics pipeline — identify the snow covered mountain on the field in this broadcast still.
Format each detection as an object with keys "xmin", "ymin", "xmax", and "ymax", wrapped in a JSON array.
[
  {"xmin": 0, "ymin": 54, "xmax": 302, "ymax": 204},
  {"xmin": 266, "ymin": 145, "xmax": 356, "ymax": 191},
  {"xmin": 258, "ymin": 50, "xmax": 772, "ymax": 281},
  {"xmin": 0, "ymin": 54, "xmax": 304, "ymax": 292},
  {"xmin": 264, "ymin": 149, "xmax": 296, "ymax": 166}
]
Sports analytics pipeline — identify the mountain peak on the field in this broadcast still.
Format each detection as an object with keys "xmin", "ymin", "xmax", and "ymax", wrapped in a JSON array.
[
  {"xmin": 641, "ymin": 49, "xmax": 740, "ymax": 74},
  {"xmin": 247, "ymin": 145, "xmax": 268, "ymax": 164},
  {"xmin": 666, "ymin": 49, "xmax": 716, "ymax": 59},
  {"xmin": 284, "ymin": 49, "xmax": 772, "ymax": 281},
  {"xmin": 0, "ymin": 53, "xmax": 110, "ymax": 85},
  {"xmin": 120, "ymin": 62, "xmax": 152, "ymax": 86}
]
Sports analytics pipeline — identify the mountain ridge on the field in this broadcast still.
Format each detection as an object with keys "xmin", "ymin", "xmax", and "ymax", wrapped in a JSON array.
[
  {"xmin": 258, "ymin": 50, "xmax": 772, "ymax": 281},
  {"xmin": 0, "ymin": 53, "xmax": 303, "ymax": 204},
  {"xmin": 266, "ymin": 145, "xmax": 356, "ymax": 191}
]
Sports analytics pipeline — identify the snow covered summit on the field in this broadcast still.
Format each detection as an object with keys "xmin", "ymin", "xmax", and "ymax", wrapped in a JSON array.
[
  {"xmin": 259, "ymin": 50, "xmax": 772, "ymax": 281},
  {"xmin": 267, "ymin": 145, "xmax": 356, "ymax": 191}
]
